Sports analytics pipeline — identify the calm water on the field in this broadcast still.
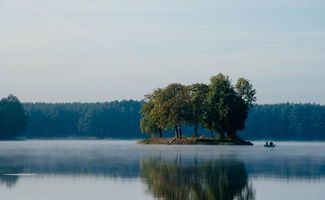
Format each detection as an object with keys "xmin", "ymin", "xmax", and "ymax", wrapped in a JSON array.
[{"xmin": 0, "ymin": 140, "xmax": 324, "ymax": 200}]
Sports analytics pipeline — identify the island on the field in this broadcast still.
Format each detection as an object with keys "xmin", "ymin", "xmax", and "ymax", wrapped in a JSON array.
[
  {"xmin": 138, "ymin": 73, "xmax": 256, "ymax": 145},
  {"xmin": 137, "ymin": 137, "xmax": 253, "ymax": 145}
]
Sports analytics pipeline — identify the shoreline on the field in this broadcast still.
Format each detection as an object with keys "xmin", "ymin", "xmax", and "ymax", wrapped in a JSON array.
[{"xmin": 137, "ymin": 137, "xmax": 253, "ymax": 145}]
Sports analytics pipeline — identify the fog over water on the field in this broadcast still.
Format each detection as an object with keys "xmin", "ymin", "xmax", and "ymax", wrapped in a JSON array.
[{"xmin": 0, "ymin": 140, "xmax": 324, "ymax": 200}]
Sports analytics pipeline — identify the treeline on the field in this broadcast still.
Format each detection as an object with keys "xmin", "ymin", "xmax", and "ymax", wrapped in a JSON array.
[
  {"xmin": 22, "ymin": 100, "xmax": 142, "ymax": 139},
  {"xmin": 22, "ymin": 102, "xmax": 324, "ymax": 140},
  {"xmin": 241, "ymin": 103, "xmax": 325, "ymax": 140},
  {"xmin": 1, "ymin": 95, "xmax": 325, "ymax": 140},
  {"xmin": 0, "ymin": 95, "xmax": 27, "ymax": 140}
]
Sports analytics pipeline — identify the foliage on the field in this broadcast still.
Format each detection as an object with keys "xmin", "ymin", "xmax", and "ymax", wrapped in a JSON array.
[
  {"xmin": 140, "ymin": 89, "xmax": 162, "ymax": 137},
  {"xmin": 23, "ymin": 100, "xmax": 142, "ymax": 139},
  {"xmin": 0, "ymin": 95, "xmax": 27, "ymax": 139},
  {"xmin": 140, "ymin": 73, "xmax": 256, "ymax": 139},
  {"xmin": 16, "ymin": 102, "xmax": 325, "ymax": 140},
  {"xmin": 187, "ymin": 83, "xmax": 209, "ymax": 137},
  {"xmin": 140, "ymin": 84, "xmax": 191, "ymax": 138},
  {"xmin": 204, "ymin": 74, "xmax": 234, "ymax": 138},
  {"xmin": 235, "ymin": 78, "xmax": 256, "ymax": 106},
  {"xmin": 241, "ymin": 103, "xmax": 325, "ymax": 140}
]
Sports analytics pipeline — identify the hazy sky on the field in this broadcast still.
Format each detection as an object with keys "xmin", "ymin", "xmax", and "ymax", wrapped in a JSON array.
[{"xmin": 1, "ymin": 0, "xmax": 325, "ymax": 103}]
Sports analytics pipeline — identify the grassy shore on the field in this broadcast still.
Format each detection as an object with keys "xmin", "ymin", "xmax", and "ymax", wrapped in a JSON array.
[{"xmin": 137, "ymin": 137, "xmax": 253, "ymax": 145}]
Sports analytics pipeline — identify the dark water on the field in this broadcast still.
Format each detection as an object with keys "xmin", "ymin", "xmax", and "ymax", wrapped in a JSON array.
[{"xmin": 0, "ymin": 140, "xmax": 324, "ymax": 200}]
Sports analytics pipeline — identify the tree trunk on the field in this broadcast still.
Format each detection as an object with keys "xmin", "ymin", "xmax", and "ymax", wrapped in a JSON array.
[
  {"xmin": 210, "ymin": 130, "xmax": 214, "ymax": 137},
  {"xmin": 158, "ymin": 128, "xmax": 162, "ymax": 138},
  {"xmin": 227, "ymin": 131, "xmax": 240, "ymax": 140},
  {"xmin": 175, "ymin": 126, "xmax": 179, "ymax": 138},
  {"xmin": 193, "ymin": 123, "xmax": 198, "ymax": 137},
  {"xmin": 179, "ymin": 126, "xmax": 182, "ymax": 138}
]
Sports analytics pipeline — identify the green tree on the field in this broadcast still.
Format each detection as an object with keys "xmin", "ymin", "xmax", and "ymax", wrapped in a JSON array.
[
  {"xmin": 225, "ymin": 94, "xmax": 249, "ymax": 140},
  {"xmin": 235, "ymin": 78, "xmax": 256, "ymax": 106},
  {"xmin": 187, "ymin": 83, "xmax": 209, "ymax": 137},
  {"xmin": 204, "ymin": 73, "xmax": 234, "ymax": 138},
  {"xmin": 140, "ymin": 89, "xmax": 164, "ymax": 137},
  {"xmin": 160, "ymin": 83, "xmax": 190, "ymax": 138},
  {"xmin": 226, "ymin": 78, "xmax": 256, "ymax": 139},
  {"xmin": 204, "ymin": 74, "xmax": 256, "ymax": 140},
  {"xmin": 0, "ymin": 95, "xmax": 27, "ymax": 139},
  {"xmin": 140, "ymin": 100, "xmax": 159, "ymax": 137}
]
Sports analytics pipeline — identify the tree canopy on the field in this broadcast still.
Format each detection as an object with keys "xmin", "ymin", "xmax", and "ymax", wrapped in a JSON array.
[
  {"xmin": 0, "ymin": 95, "xmax": 27, "ymax": 140},
  {"xmin": 19, "ymin": 102, "xmax": 325, "ymax": 141},
  {"xmin": 2, "ymin": 89, "xmax": 324, "ymax": 141},
  {"xmin": 140, "ymin": 73, "xmax": 257, "ymax": 140}
]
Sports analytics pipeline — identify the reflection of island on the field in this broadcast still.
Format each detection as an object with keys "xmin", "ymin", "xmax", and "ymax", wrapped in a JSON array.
[
  {"xmin": 0, "ymin": 166, "xmax": 22, "ymax": 188},
  {"xmin": 140, "ymin": 157, "xmax": 255, "ymax": 200},
  {"xmin": 0, "ymin": 175, "xmax": 20, "ymax": 188},
  {"xmin": 1, "ymin": 143, "xmax": 325, "ymax": 189}
]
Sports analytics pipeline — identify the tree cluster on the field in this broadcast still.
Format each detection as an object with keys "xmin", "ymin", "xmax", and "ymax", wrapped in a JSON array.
[
  {"xmin": 21, "ymin": 102, "xmax": 325, "ymax": 140},
  {"xmin": 241, "ymin": 103, "xmax": 325, "ymax": 140},
  {"xmin": 1, "ymin": 92, "xmax": 321, "ymax": 140},
  {"xmin": 0, "ymin": 95, "xmax": 27, "ymax": 140},
  {"xmin": 140, "ymin": 73, "xmax": 256, "ymax": 139},
  {"xmin": 23, "ymin": 100, "xmax": 142, "ymax": 138}
]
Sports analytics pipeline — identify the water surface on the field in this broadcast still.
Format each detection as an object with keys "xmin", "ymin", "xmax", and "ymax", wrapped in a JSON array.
[{"xmin": 0, "ymin": 140, "xmax": 324, "ymax": 200}]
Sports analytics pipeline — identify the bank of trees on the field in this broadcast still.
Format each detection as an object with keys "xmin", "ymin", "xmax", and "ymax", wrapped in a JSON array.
[
  {"xmin": 140, "ymin": 73, "xmax": 256, "ymax": 140},
  {"xmin": 0, "ymin": 95, "xmax": 27, "ymax": 140},
  {"xmin": 242, "ymin": 103, "xmax": 325, "ymax": 140},
  {"xmin": 1, "ymin": 93, "xmax": 324, "ymax": 140},
  {"xmin": 19, "ymin": 102, "xmax": 325, "ymax": 140},
  {"xmin": 23, "ymin": 100, "xmax": 142, "ymax": 138}
]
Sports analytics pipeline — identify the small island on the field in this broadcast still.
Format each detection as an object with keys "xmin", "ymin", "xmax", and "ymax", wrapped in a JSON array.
[
  {"xmin": 138, "ymin": 73, "xmax": 256, "ymax": 145},
  {"xmin": 137, "ymin": 137, "xmax": 253, "ymax": 145}
]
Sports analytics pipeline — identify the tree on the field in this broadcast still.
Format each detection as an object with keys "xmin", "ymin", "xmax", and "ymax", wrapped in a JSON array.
[
  {"xmin": 140, "ymin": 89, "xmax": 163, "ymax": 137},
  {"xmin": 235, "ymin": 78, "xmax": 256, "ymax": 106},
  {"xmin": 160, "ymin": 83, "xmax": 190, "ymax": 138},
  {"xmin": 204, "ymin": 74, "xmax": 234, "ymax": 138},
  {"xmin": 0, "ymin": 95, "xmax": 27, "ymax": 139},
  {"xmin": 226, "ymin": 78, "xmax": 256, "ymax": 139},
  {"xmin": 139, "ymin": 74, "xmax": 256, "ymax": 140},
  {"xmin": 203, "ymin": 74, "xmax": 256, "ymax": 140},
  {"xmin": 225, "ymin": 94, "xmax": 249, "ymax": 140},
  {"xmin": 187, "ymin": 83, "xmax": 209, "ymax": 137},
  {"xmin": 140, "ymin": 98, "xmax": 160, "ymax": 137}
]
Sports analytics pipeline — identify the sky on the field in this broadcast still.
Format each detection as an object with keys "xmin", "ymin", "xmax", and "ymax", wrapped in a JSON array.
[{"xmin": 1, "ymin": 0, "xmax": 325, "ymax": 104}]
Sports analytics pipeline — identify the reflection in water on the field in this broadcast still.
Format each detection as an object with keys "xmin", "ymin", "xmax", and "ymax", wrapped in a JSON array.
[
  {"xmin": 141, "ymin": 157, "xmax": 255, "ymax": 200},
  {"xmin": 0, "ymin": 141, "xmax": 325, "ymax": 200},
  {"xmin": 0, "ymin": 175, "xmax": 19, "ymax": 188},
  {"xmin": 0, "ymin": 166, "xmax": 23, "ymax": 188}
]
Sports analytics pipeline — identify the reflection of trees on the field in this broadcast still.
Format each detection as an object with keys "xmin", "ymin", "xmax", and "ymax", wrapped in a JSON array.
[
  {"xmin": 0, "ymin": 175, "xmax": 20, "ymax": 188},
  {"xmin": 140, "ymin": 157, "xmax": 254, "ymax": 200},
  {"xmin": 0, "ymin": 166, "xmax": 22, "ymax": 188}
]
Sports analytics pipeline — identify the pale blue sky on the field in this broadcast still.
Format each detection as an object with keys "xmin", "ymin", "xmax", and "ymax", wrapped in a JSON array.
[{"xmin": 1, "ymin": 0, "xmax": 325, "ymax": 103}]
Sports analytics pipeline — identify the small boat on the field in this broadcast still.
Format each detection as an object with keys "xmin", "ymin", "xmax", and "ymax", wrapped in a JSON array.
[{"xmin": 264, "ymin": 144, "xmax": 276, "ymax": 148}]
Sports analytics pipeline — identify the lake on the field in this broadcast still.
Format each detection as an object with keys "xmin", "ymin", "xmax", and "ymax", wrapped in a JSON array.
[{"xmin": 0, "ymin": 140, "xmax": 324, "ymax": 200}]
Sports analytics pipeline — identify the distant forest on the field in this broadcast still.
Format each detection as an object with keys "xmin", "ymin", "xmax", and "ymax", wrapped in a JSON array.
[{"xmin": 22, "ymin": 101, "xmax": 325, "ymax": 140}]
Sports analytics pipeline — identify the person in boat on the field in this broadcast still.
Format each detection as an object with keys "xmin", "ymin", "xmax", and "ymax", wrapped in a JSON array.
[
  {"xmin": 269, "ymin": 141, "xmax": 274, "ymax": 146},
  {"xmin": 265, "ymin": 141, "xmax": 269, "ymax": 146}
]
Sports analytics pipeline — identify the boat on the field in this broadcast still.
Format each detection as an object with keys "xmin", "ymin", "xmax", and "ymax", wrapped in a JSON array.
[{"xmin": 264, "ymin": 144, "xmax": 276, "ymax": 148}]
